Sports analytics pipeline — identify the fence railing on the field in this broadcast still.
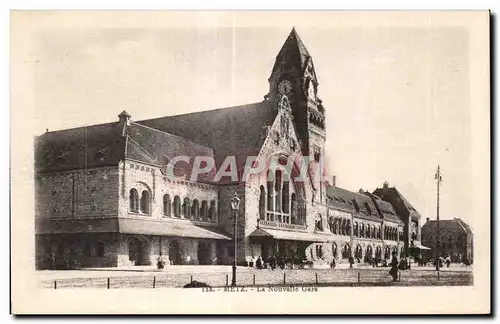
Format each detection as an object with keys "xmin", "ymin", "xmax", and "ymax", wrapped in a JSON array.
[{"xmin": 44, "ymin": 268, "xmax": 472, "ymax": 289}]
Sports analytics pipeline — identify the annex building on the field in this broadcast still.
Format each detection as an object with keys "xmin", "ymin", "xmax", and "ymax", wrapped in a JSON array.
[{"xmin": 35, "ymin": 28, "xmax": 424, "ymax": 269}]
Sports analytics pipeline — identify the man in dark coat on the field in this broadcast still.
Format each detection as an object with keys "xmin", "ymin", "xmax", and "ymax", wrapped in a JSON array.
[
  {"xmin": 389, "ymin": 251, "xmax": 399, "ymax": 282},
  {"xmin": 256, "ymin": 256, "xmax": 263, "ymax": 270}
]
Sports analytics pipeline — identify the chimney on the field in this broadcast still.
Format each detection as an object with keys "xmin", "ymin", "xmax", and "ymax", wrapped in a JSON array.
[
  {"xmin": 359, "ymin": 188, "xmax": 364, "ymax": 194},
  {"xmin": 383, "ymin": 181, "xmax": 389, "ymax": 188},
  {"xmin": 426, "ymin": 217, "xmax": 430, "ymax": 223},
  {"xmin": 331, "ymin": 175, "xmax": 336, "ymax": 187},
  {"xmin": 118, "ymin": 110, "xmax": 131, "ymax": 126}
]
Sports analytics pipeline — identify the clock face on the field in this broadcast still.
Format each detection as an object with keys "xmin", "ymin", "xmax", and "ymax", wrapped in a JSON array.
[{"xmin": 278, "ymin": 79, "xmax": 292, "ymax": 95}]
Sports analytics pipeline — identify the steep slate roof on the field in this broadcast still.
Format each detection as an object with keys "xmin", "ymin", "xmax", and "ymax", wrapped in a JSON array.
[
  {"xmin": 422, "ymin": 218, "xmax": 472, "ymax": 236},
  {"xmin": 369, "ymin": 194, "xmax": 401, "ymax": 223},
  {"xmin": 35, "ymin": 118, "xmax": 215, "ymax": 181},
  {"xmin": 137, "ymin": 100, "xmax": 278, "ymax": 179},
  {"xmin": 271, "ymin": 28, "xmax": 312, "ymax": 75},
  {"xmin": 373, "ymin": 186, "xmax": 421, "ymax": 218},
  {"xmin": 35, "ymin": 122, "xmax": 126, "ymax": 172},
  {"xmin": 326, "ymin": 186, "xmax": 382, "ymax": 222}
]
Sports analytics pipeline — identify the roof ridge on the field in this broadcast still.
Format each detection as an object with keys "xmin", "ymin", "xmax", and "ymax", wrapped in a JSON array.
[
  {"xmin": 39, "ymin": 121, "xmax": 117, "ymax": 136},
  {"xmin": 139, "ymin": 100, "xmax": 270, "ymax": 122},
  {"xmin": 130, "ymin": 121, "xmax": 214, "ymax": 153}
]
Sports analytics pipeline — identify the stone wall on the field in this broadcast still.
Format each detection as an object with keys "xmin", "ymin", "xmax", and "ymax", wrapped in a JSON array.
[{"xmin": 35, "ymin": 167, "xmax": 120, "ymax": 219}]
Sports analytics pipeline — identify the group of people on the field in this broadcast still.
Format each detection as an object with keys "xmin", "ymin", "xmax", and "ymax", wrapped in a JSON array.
[
  {"xmin": 249, "ymin": 252, "xmax": 402, "ymax": 283},
  {"xmin": 252, "ymin": 255, "xmax": 311, "ymax": 270}
]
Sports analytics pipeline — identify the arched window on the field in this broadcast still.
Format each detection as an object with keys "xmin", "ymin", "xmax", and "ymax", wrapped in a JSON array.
[
  {"xmin": 201, "ymin": 200, "xmax": 208, "ymax": 219},
  {"xmin": 183, "ymin": 198, "xmax": 191, "ymax": 218},
  {"xmin": 173, "ymin": 196, "xmax": 181, "ymax": 217},
  {"xmin": 275, "ymin": 170, "xmax": 282, "ymax": 212},
  {"xmin": 191, "ymin": 199, "xmax": 200, "ymax": 219},
  {"xmin": 366, "ymin": 224, "xmax": 371, "ymax": 238},
  {"xmin": 354, "ymin": 222, "xmax": 359, "ymax": 237},
  {"xmin": 372, "ymin": 226, "xmax": 376, "ymax": 239},
  {"xmin": 342, "ymin": 244, "xmax": 351, "ymax": 259},
  {"xmin": 282, "ymin": 181, "xmax": 289, "ymax": 214},
  {"xmin": 332, "ymin": 243, "xmax": 338, "ymax": 259},
  {"xmin": 291, "ymin": 193, "xmax": 297, "ymax": 222},
  {"xmin": 259, "ymin": 186, "xmax": 266, "ymax": 220},
  {"xmin": 163, "ymin": 194, "xmax": 171, "ymax": 216},
  {"xmin": 365, "ymin": 245, "xmax": 373, "ymax": 262},
  {"xmin": 140, "ymin": 190, "xmax": 150, "ymax": 214},
  {"xmin": 209, "ymin": 200, "xmax": 216, "ymax": 221},
  {"xmin": 346, "ymin": 220, "xmax": 351, "ymax": 236},
  {"xmin": 267, "ymin": 181, "xmax": 274, "ymax": 212},
  {"xmin": 329, "ymin": 217, "xmax": 335, "ymax": 233},
  {"xmin": 315, "ymin": 215, "xmax": 324, "ymax": 231},
  {"xmin": 355, "ymin": 244, "xmax": 363, "ymax": 261},
  {"xmin": 129, "ymin": 189, "xmax": 139, "ymax": 213},
  {"xmin": 360, "ymin": 223, "xmax": 365, "ymax": 237},
  {"xmin": 384, "ymin": 246, "xmax": 390, "ymax": 259}
]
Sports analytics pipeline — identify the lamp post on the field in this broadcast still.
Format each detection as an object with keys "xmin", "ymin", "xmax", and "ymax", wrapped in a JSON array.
[
  {"xmin": 230, "ymin": 192, "xmax": 241, "ymax": 286},
  {"xmin": 434, "ymin": 165, "xmax": 443, "ymax": 272}
]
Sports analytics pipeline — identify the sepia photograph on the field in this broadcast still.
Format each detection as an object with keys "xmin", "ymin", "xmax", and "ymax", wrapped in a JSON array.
[{"xmin": 10, "ymin": 10, "xmax": 490, "ymax": 314}]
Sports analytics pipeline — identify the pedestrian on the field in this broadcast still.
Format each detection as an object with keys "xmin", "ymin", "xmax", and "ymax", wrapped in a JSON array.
[
  {"xmin": 50, "ymin": 251, "xmax": 56, "ymax": 270},
  {"xmin": 389, "ymin": 251, "xmax": 398, "ymax": 282},
  {"xmin": 349, "ymin": 256, "xmax": 354, "ymax": 269},
  {"xmin": 270, "ymin": 255, "xmax": 277, "ymax": 270},
  {"xmin": 256, "ymin": 256, "xmax": 262, "ymax": 270}
]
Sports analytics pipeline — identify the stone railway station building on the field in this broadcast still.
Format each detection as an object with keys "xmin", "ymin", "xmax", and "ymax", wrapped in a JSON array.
[{"xmin": 35, "ymin": 28, "xmax": 423, "ymax": 269}]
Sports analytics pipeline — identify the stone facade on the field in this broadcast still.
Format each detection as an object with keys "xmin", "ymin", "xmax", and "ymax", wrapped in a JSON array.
[
  {"xmin": 35, "ymin": 28, "xmax": 420, "ymax": 270},
  {"xmin": 421, "ymin": 218, "xmax": 473, "ymax": 263}
]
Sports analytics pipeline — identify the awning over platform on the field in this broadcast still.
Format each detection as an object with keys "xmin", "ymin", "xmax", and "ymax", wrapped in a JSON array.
[
  {"xmin": 249, "ymin": 228, "xmax": 329, "ymax": 243},
  {"xmin": 410, "ymin": 243, "xmax": 431, "ymax": 250},
  {"xmin": 118, "ymin": 218, "xmax": 231, "ymax": 240},
  {"xmin": 36, "ymin": 218, "xmax": 119, "ymax": 234}
]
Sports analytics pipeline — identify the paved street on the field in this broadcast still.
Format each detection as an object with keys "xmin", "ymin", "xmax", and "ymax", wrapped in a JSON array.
[{"xmin": 38, "ymin": 265, "xmax": 473, "ymax": 289}]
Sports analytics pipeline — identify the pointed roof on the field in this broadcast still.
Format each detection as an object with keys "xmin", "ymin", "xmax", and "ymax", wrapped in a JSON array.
[{"xmin": 271, "ymin": 28, "xmax": 312, "ymax": 74}]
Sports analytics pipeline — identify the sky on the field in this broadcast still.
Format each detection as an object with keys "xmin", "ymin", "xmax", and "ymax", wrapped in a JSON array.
[{"xmin": 33, "ymin": 17, "xmax": 473, "ymax": 227}]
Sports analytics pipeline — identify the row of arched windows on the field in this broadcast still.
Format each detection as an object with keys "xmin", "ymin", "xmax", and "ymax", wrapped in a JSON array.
[
  {"xmin": 260, "ymin": 182, "xmax": 300, "ymax": 224},
  {"xmin": 328, "ymin": 217, "xmax": 351, "ymax": 235},
  {"xmin": 129, "ymin": 189, "xmax": 150, "ymax": 214},
  {"xmin": 162, "ymin": 194, "xmax": 216, "ymax": 221},
  {"xmin": 353, "ymin": 222, "xmax": 382, "ymax": 239},
  {"xmin": 330, "ymin": 243, "xmax": 401, "ymax": 261},
  {"xmin": 323, "ymin": 215, "xmax": 400, "ymax": 242},
  {"xmin": 384, "ymin": 227, "xmax": 399, "ymax": 241},
  {"xmin": 129, "ymin": 189, "xmax": 216, "ymax": 221}
]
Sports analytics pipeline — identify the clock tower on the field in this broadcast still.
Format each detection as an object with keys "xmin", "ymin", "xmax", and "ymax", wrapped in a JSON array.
[{"xmin": 266, "ymin": 28, "xmax": 327, "ymax": 203}]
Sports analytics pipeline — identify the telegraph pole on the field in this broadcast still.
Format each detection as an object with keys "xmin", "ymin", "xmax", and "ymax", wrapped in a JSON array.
[{"xmin": 434, "ymin": 165, "xmax": 443, "ymax": 271}]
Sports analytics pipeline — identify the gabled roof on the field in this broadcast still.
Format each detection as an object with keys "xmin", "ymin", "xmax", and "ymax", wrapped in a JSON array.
[
  {"xmin": 422, "ymin": 218, "xmax": 473, "ymax": 236},
  {"xmin": 271, "ymin": 28, "xmax": 312, "ymax": 74},
  {"xmin": 137, "ymin": 100, "xmax": 278, "ymax": 179},
  {"xmin": 373, "ymin": 186, "xmax": 421, "ymax": 217},
  {"xmin": 326, "ymin": 186, "xmax": 381, "ymax": 221}
]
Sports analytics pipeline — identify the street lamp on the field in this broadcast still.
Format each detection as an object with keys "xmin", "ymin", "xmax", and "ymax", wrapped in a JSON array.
[
  {"xmin": 434, "ymin": 165, "xmax": 443, "ymax": 272},
  {"xmin": 230, "ymin": 192, "xmax": 241, "ymax": 286}
]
